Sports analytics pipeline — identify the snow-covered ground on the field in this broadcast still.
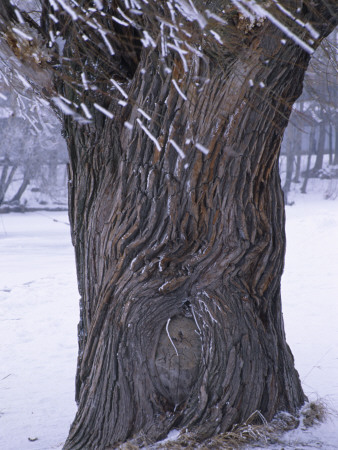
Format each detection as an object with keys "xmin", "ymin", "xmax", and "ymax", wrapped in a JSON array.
[
  {"xmin": 0, "ymin": 183, "xmax": 338, "ymax": 449},
  {"xmin": 0, "ymin": 212, "xmax": 78, "ymax": 450},
  {"xmin": 273, "ymin": 188, "xmax": 338, "ymax": 449}
]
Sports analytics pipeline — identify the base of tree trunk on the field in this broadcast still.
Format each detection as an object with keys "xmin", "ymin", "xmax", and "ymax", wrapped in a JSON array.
[{"xmin": 118, "ymin": 400, "xmax": 326, "ymax": 449}]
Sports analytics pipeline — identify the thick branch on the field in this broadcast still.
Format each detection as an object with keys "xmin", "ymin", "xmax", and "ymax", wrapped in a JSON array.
[{"xmin": 0, "ymin": 1, "xmax": 54, "ymax": 95}]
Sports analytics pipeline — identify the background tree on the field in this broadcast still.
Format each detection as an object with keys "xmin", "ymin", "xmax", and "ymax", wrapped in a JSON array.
[
  {"xmin": 280, "ymin": 29, "xmax": 337, "ymax": 199},
  {"xmin": 0, "ymin": 1, "xmax": 337, "ymax": 449},
  {"xmin": 0, "ymin": 72, "xmax": 68, "ymax": 207}
]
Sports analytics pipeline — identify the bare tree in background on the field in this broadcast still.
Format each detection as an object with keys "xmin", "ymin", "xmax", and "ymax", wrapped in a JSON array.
[
  {"xmin": 0, "ymin": 1, "xmax": 337, "ymax": 448},
  {"xmin": 281, "ymin": 29, "xmax": 337, "ymax": 199},
  {"xmin": 0, "ymin": 75, "xmax": 68, "ymax": 206}
]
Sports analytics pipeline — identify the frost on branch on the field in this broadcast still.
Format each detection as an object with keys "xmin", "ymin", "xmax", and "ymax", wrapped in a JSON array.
[
  {"xmin": 4, "ymin": 23, "xmax": 52, "ymax": 65},
  {"xmin": 230, "ymin": 0, "xmax": 323, "ymax": 54},
  {"xmin": 0, "ymin": 0, "xmax": 333, "ymax": 143}
]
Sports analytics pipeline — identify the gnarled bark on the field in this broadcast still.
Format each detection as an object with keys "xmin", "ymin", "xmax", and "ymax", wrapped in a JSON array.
[
  {"xmin": 1, "ymin": 1, "xmax": 337, "ymax": 448},
  {"xmin": 64, "ymin": 21, "xmax": 326, "ymax": 450}
]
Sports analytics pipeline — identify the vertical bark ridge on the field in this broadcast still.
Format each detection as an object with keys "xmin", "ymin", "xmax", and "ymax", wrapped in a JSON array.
[
  {"xmin": 63, "ymin": 19, "xmax": 320, "ymax": 449},
  {"xmin": 0, "ymin": 1, "xmax": 335, "ymax": 448}
]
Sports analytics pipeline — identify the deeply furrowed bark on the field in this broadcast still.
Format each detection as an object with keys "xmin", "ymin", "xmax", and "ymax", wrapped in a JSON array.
[
  {"xmin": 64, "ymin": 22, "xmax": 315, "ymax": 449},
  {"xmin": 1, "ymin": 1, "xmax": 336, "ymax": 449}
]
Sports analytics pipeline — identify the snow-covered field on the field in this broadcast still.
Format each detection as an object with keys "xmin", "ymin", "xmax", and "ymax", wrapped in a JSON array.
[
  {"xmin": 1, "ymin": 185, "xmax": 338, "ymax": 449},
  {"xmin": 0, "ymin": 212, "xmax": 78, "ymax": 450}
]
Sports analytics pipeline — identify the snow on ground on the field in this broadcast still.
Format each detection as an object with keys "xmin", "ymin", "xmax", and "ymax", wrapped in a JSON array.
[
  {"xmin": 270, "ymin": 189, "xmax": 338, "ymax": 449},
  {"xmin": 0, "ymin": 182, "xmax": 338, "ymax": 449},
  {"xmin": 0, "ymin": 212, "xmax": 78, "ymax": 450}
]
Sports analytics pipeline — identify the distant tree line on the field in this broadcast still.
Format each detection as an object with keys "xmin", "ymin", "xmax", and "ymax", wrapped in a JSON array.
[
  {"xmin": 280, "ymin": 30, "xmax": 337, "ymax": 203},
  {"xmin": 0, "ymin": 76, "xmax": 68, "ymax": 208}
]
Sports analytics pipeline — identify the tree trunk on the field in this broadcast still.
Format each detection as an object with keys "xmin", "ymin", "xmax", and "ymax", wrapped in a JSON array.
[
  {"xmin": 334, "ymin": 127, "xmax": 338, "ymax": 166},
  {"xmin": 63, "ymin": 22, "xmax": 314, "ymax": 449},
  {"xmin": 328, "ymin": 124, "xmax": 333, "ymax": 165},
  {"xmin": 0, "ymin": 161, "xmax": 17, "ymax": 204},
  {"xmin": 0, "ymin": 1, "xmax": 336, "ymax": 448},
  {"xmin": 0, "ymin": 163, "xmax": 10, "ymax": 204},
  {"xmin": 293, "ymin": 154, "xmax": 302, "ymax": 183},
  {"xmin": 292, "ymin": 105, "xmax": 303, "ymax": 183},
  {"xmin": 301, "ymin": 127, "xmax": 316, "ymax": 194},
  {"xmin": 311, "ymin": 120, "xmax": 326, "ymax": 174},
  {"xmin": 9, "ymin": 174, "xmax": 29, "ymax": 204},
  {"xmin": 283, "ymin": 125, "xmax": 295, "ymax": 204}
]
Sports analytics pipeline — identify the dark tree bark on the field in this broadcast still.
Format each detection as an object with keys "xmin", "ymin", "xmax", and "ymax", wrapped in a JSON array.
[
  {"xmin": 62, "ymin": 9, "xmax": 336, "ymax": 450},
  {"xmin": 0, "ymin": 1, "xmax": 337, "ymax": 448},
  {"xmin": 68, "ymin": 59, "xmax": 303, "ymax": 446}
]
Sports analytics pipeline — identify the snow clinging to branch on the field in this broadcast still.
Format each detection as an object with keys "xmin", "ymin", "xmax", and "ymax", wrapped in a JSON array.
[{"xmin": 231, "ymin": 0, "xmax": 315, "ymax": 54}]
